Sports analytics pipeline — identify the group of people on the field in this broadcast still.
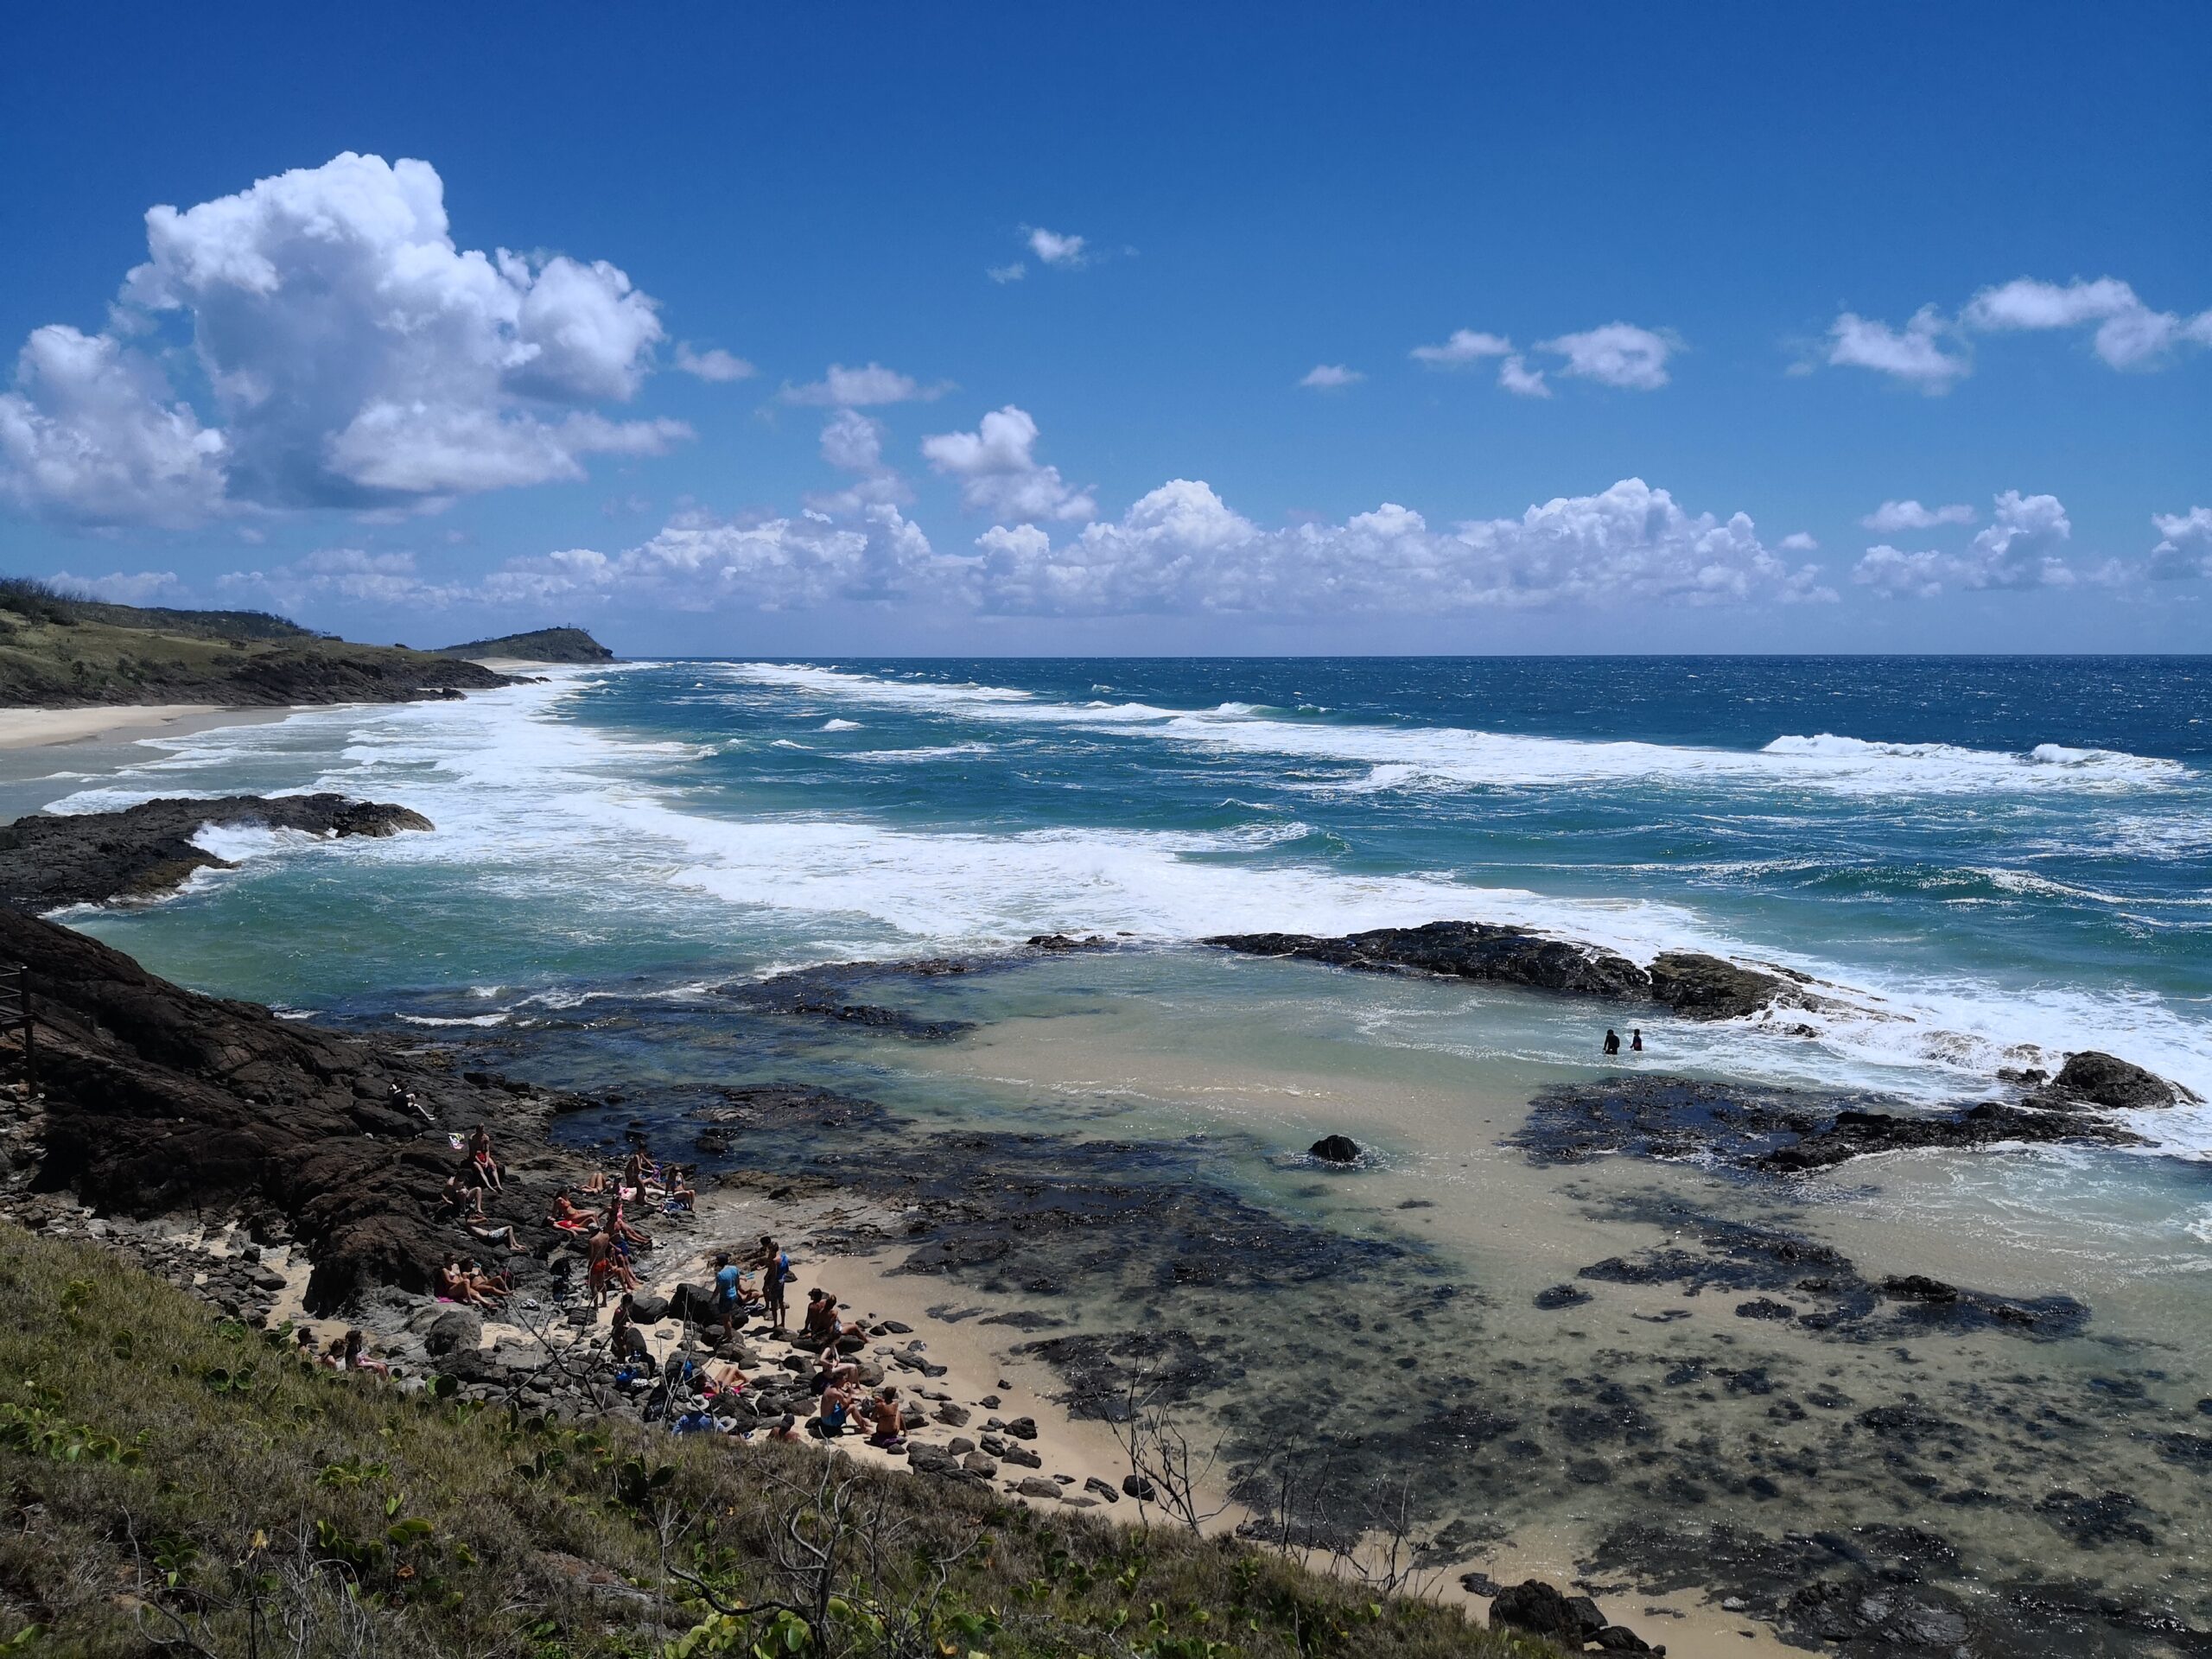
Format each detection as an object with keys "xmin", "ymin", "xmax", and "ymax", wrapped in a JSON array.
[
  {"xmin": 1601, "ymin": 1027, "xmax": 1646, "ymax": 1057},
  {"xmin": 294, "ymin": 1325, "xmax": 389, "ymax": 1376},
  {"xmin": 418, "ymin": 1128, "xmax": 912, "ymax": 1450}
]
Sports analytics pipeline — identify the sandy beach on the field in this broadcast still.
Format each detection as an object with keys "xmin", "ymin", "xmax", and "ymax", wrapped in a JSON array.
[{"xmin": 0, "ymin": 702, "xmax": 298, "ymax": 751}]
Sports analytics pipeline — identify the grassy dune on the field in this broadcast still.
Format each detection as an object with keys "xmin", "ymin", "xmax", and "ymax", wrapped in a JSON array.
[
  {"xmin": 0, "ymin": 1225, "xmax": 1543, "ymax": 1658},
  {"xmin": 0, "ymin": 579, "xmax": 503, "ymax": 707}
]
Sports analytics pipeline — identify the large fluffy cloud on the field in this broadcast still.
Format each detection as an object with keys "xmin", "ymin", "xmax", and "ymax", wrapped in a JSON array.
[
  {"xmin": 972, "ymin": 476, "xmax": 1832, "ymax": 615},
  {"xmin": 1853, "ymin": 491, "xmax": 2075, "ymax": 597},
  {"xmin": 920, "ymin": 405, "xmax": 1095, "ymax": 522},
  {"xmin": 1826, "ymin": 276, "xmax": 2210, "ymax": 387},
  {"xmin": 0, "ymin": 152, "xmax": 687, "ymax": 524}
]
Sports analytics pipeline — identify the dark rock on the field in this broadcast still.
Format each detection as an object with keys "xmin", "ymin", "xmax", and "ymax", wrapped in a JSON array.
[
  {"xmin": 1645, "ymin": 952, "xmax": 1790, "ymax": 1020},
  {"xmin": 1565, "ymin": 1593, "xmax": 1608, "ymax": 1638},
  {"xmin": 1734, "ymin": 1298, "xmax": 1796, "ymax": 1321},
  {"xmin": 1534, "ymin": 1283, "xmax": 1592, "ymax": 1310},
  {"xmin": 2036, "ymin": 1489, "xmax": 2156, "ymax": 1549},
  {"xmin": 0, "ymin": 793, "xmax": 435, "ymax": 912},
  {"xmin": 667, "ymin": 1283, "xmax": 718, "ymax": 1325},
  {"xmin": 422, "ymin": 1307, "xmax": 481, "ymax": 1357},
  {"xmin": 1001, "ymin": 1443, "xmax": 1041, "ymax": 1469},
  {"xmin": 1083, "ymin": 1475, "xmax": 1120, "ymax": 1503},
  {"xmin": 1308, "ymin": 1134, "xmax": 1362, "ymax": 1165},
  {"xmin": 1208, "ymin": 920, "xmax": 1649, "ymax": 999},
  {"xmin": 1015, "ymin": 1476, "xmax": 1059, "ymax": 1500},
  {"xmin": 1122, "ymin": 1473, "xmax": 1157, "ymax": 1501},
  {"xmin": 1880, "ymin": 1274, "xmax": 1959, "ymax": 1306},
  {"xmin": 1592, "ymin": 1627, "xmax": 1658, "ymax": 1653},
  {"xmin": 932, "ymin": 1402, "xmax": 970, "ymax": 1427},
  {"xmin": 624, "ymin": 1292, "xmax": 671, "ymax": 1325},
  {"xmin": 4, "ymin": 905, "xmax": 576, "ymax": 1313},
  {"xmin": 1488, "ymin": 1580, "xmax": 1584, "ymax": 1644},
  {"xmin": 1027, "ymin": 933, "xmax": 1109, "ymax": 951},
  {"xmin": 1004, "ymin": 1415, "xmax": 1039, "ymax": 1440},
  {"xmin": 2044, "ymin": 1050, "xmax": 2185, "ymax": 1109}
]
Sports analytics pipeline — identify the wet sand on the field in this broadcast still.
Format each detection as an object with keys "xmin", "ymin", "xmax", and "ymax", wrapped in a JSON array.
[{"xmin": 0, "ymin": 702, "xmax": 298, "ymax": 750}]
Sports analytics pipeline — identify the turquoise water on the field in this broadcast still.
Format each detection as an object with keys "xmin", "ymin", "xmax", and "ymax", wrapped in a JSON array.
[
  {"xmin": 16, "ymin": 658, "xmax": 2212, "ymax": 1640},
  {"xmin": 35, "ymin": 655, "xmax": 2212, "ymax": 1136}
]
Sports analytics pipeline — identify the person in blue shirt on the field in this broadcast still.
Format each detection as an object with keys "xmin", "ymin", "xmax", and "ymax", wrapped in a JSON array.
[{"xmin": 714, "ymin": 1252, "xmax": 743, "ymax": 1321}]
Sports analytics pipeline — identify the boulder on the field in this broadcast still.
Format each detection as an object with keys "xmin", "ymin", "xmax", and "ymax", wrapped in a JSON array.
[
  {"xmin": 1015, "ymin": 1476, "xmax": 1060, "ymax": 1500},
  {"xmin": 422, "ymin": 1307, "xmax": 482, "ymax": 1357},
  {"xmin": 1488, "ymin": 1580, "xmax": 1584, "ymax": 1645},
  {"xmin": 1123, "ymin": 1473, "xmax": 1157, "ymax": 1501},
  {"xmin": 1004, "ymin": 1415, "xmax": 1039, "ymax": 1440},
  {"xmin": 668, "ymin": 1282, "xmax": 719, "ymax": 1325},
  {"xmin": 1308, "ymin": 1135, "xmax": 1362, "ymax": 1165},
  {"xmin": 1646, "ymin": 953, "xmax": 1788, "ymax": 1020},
  {"xmin": 624, "ymin": 1291, "xmax": 671, "ymax": 1325},
  {"xmin": 2048, "ymin": 1051, "xmax": 2182, "ymax": 1109},
  {"xmin": 1083, "ymin": 1475, "xmax": 1121, "ymax": 1503},
  {"xmin": 1534, "ymin": 1283, "xmax": 1592, "ymax": 1310},
  {"xmin": 1210, "ymin": 921, "xmax": 1649, "ymax": 1000}
]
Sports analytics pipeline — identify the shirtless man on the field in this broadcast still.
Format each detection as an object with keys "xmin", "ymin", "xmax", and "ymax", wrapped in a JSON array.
[
  {"xmin": 586, "ymin": 1230, "xmax": 635, "ymax": 1305},
  {"xmin": 754, "ymin": 1236, "xmax": 789, "ymax": 1328},
  {"xmin": 865, "ymin": 1385, "xmax": 906, "ymax": 1448}
]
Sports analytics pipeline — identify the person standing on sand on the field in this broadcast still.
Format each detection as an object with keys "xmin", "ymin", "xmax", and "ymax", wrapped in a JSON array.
[
  {"xmin": 755, "ymin": 1235, "xmax": 789, "ymax": 1328},
  {"xmin": 1603, "ymin": 1028, "xmax": 1622, "ymax": 1056}
]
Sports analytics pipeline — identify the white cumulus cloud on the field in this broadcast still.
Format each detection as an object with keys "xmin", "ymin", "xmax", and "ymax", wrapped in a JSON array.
[
  {"xmin": 1410, "ymin": 329, "xmax": 1514, "ymax": 367},
  {"xmin": 1825, "ymin": 275, "xmax": 2210, "ymax": 386},
  {"xmin": 0, "ymin": 151, "xmax": 684, "ymax": 525},
  {"xmin": 1853, "ymin": 490, "xmax": 2075, "ymax": 596},
  {"xmin": 920, "ymin": 405, "xmax": 1095, "ymax": 523},
  {"xmin": 779, "ymin": 362, "xmax": 949, "ymax": 407},
  {"xmin": 1827, "ymin": 307, "xmax": 1969, "ymax": 391},
  {"xmin": 2148, "ymin": 506, "xmax": 2212, "ymax": 581},
  {"xmin": 1026, "ymin": 227, "xmax": 1087, "ymax": 268},
  {"xmin": 1299, "ymin": 365, "xmax": 1363, "ymax": 390},
  {"xmin": 1497, "ymin": 355, "xmax": 1550, "ymax": 397},
  {"xmin": 1861, "ymin": 499, "xmax": 1976, "ymax": 532},
  {"xmin": 971, "ymin": 476, "xmax": 1832, "ymax": 615},
  {"xmin": 673, "ymin": 345, "xmax": 756, "ymax": 383},
  {"xmin": 1962, "ymin": 276, "xmax": 2212, "ymax": 370},
  {"xmin": 1412, "ymin": 323, "xmax": 1674, "ymax": 390},
  {"xmin": 1535, "ymin": 322, "xmax": 1675, "ymax": 391}
]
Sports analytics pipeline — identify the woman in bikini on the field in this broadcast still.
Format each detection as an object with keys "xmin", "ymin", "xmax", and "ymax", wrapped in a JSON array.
[
  {"xmin": 468, "ymin": 1127, "xmax": 503, "ymax": 1195},
  {"xmin": 342, "ymin": 1329, "xmax": 390, "ymax": 1377}
]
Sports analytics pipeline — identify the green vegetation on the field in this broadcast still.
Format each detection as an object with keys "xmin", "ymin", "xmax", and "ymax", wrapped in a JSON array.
[
  {"xmin": 434, "ymin": 626, "xmax": 615, "ymax": 663},
  {"xmin": 0, "ymin": 1226, "xmax": 1543, "ymax": 1657},
  {"xmin": 0, "ymin": 580, "xmax": 502, "ymax": 706}
]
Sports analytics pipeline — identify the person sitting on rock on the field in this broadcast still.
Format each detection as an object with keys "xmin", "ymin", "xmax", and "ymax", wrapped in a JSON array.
[
  {"xmin": 610, "ymin": 1303, "xmax": 652, "ymax": 1365},
  {"xmin": 621, "ymin": 1148, "xmax": 648, "ymax": 1198},
  {"xmin": 602, "ymin": 1197, "xmax": 652, "ymax": 1254},
  {"xmin": 294, "ymin": 1326, "xmax": 319, "ymax": 1362},
  {"xmin": 321, "ymin": 1336, "xmax": 348, "ymax": 1369},
  {"xmin": 863, "ymin": 1385, "xmax": 906, "ymax": 1449},
  {"xmin": 461, "ymin": 1257, "xmax": 512, "ymax": 1304},
  {"xmin": 812, "ymin": 1378, "xmax": 856, "ymax": 1438},
  {"xmin": 437, "ymin": 1171, "xmax": 486, "ymax": 1221},
  {"xmin": 797, "ymin": 1288, "xmax": 839, "ymax": 1349},
  {"xmin": 662, "ymin": 1165, "xmax": 696, "ymax": 1213},
  {"xmin": 468, "ymin": 1127, "xmax": 504, "ymax": 1194},
  {"xmin": 342, "ymin": 1328, "xmax": 390, "ymax": 1377},
  {"xmin": 440, "ymin": 1255, "xmax": 497, "ymax": 1308},
  {"xmin": 810, "ymin": 1349, "xmax": 862, "ymax": 1395}
]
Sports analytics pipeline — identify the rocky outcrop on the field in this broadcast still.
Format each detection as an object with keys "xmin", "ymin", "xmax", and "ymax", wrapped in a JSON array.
[
  {"xmin": 2040, "ymin": 1050, "xmax": 2190, "ymax": 1109},
  {"xmin": 1207, "ymin": 922, "xmax": 1803, "ymax": 1021},
  {"xmin": 0, "ymin": 793, "xmax": 433, "ymax": 912},
  {"xmin": 1646, "ymin": 952, "xmax": 1793, "ymax": 1020},
  {"xmin": 1513, "ymin": 1073, "xmax": 2149, "ymax": 1174},
  {"xmin": 1307, "ymin": 1134, "xmax": 1363, "ymax": 1165},
  {"xmin": 0, "ymin": 906, "xmax": 575, "ymax": 1313},
  {"xmin": 1207, "ymin": 921, "xmax": 1650, "ymax": 999}
]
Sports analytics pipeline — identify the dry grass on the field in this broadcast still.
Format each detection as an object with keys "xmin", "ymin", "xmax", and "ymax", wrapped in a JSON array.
[{"xmin": 0, "ymin": 1224, "xmax": 1551, "ymax": 1658}]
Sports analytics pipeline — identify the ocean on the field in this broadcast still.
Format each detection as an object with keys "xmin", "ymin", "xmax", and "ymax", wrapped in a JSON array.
[{"xmin": 12, "ymin": 655, "xmax": 2212, "ymax": 1641}]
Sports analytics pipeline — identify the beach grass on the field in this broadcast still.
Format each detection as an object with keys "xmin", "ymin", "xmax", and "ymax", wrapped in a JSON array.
[{"xmin": 0, "ymin": 1224, "xmax": 1550, "ymax": 1657}]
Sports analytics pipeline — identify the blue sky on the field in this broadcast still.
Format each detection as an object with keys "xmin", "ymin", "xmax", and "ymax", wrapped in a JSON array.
[{"xmin": 2, "ymin": 2, "xmax": 2206, "ymax": 654}]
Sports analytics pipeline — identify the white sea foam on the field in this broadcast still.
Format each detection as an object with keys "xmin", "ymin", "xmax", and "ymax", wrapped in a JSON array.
[
  {"xmin": 396, "ymin": 1012, "xmax": 510, "ymax": 1027},
  {"xmin": 58, "ymin": 661, "xmax": 2212, "ymax": 1159},
  {"xmin": 728, "ymin": 664, "xmax": 2188, "ymax": 798},
  {"xmin": 821, "ymin": 719, "xmax": 862, "ymax": 731}
]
